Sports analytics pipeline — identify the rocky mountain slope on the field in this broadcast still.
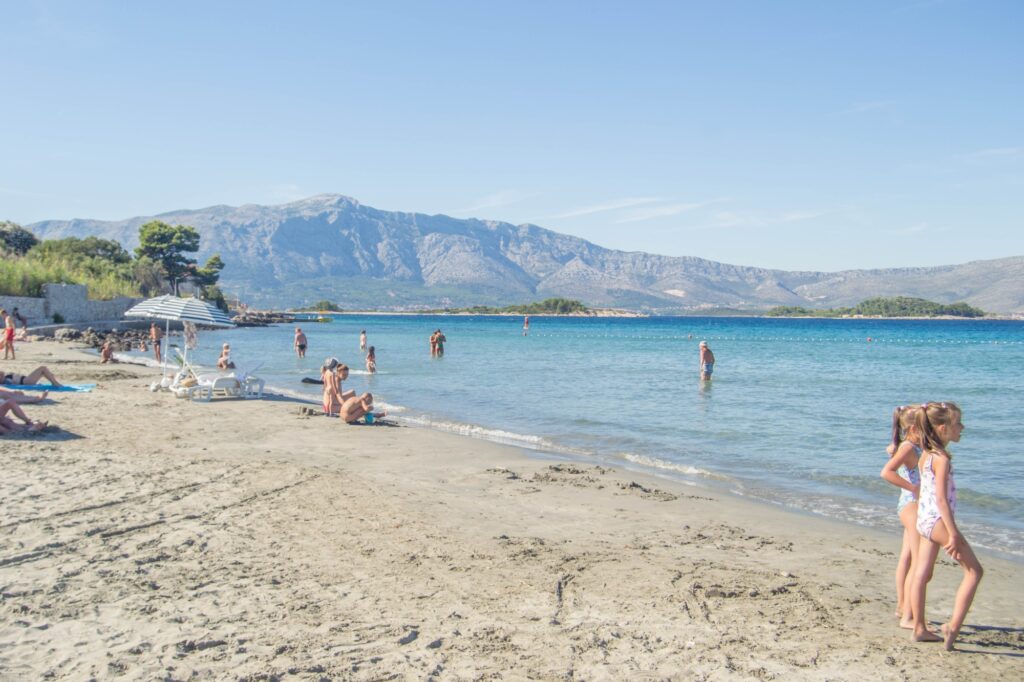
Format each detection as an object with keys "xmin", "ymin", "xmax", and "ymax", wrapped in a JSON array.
[{"xmin": 28, "ymin": 194, "xmax": 1024, "ymax": 312}]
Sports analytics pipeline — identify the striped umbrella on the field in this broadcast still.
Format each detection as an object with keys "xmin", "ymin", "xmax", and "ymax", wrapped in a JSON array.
[
  {"xmin": 125, "ymin": 295, "xmax": 234, "ymax": 328},
  {"xmin": 125, "ymin": 296, "xmax": 234, "ymax": 376}
]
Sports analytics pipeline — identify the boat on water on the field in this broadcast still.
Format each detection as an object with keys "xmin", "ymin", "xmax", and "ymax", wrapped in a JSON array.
[{"xmin": 294, "ymin": 312, "xmax": 334, "ymax": 323}]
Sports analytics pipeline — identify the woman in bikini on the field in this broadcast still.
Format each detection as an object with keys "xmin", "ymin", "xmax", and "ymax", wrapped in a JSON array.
[{"xmin": 2, "ymin": 365, "xmax": 63, "ymax": 387}]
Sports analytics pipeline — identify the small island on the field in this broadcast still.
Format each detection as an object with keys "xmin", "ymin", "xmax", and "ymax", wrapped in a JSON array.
[{"xmin": 766, "ymin": 296, "xmax": 987, "ymax": 319}]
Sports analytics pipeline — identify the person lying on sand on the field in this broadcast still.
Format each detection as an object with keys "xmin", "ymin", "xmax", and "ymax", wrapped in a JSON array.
[
  {"xmin": 338, "ymin": 392, "xmax": 386, "ymax": 425},
  {"xmin": 0, "ymin": 386, "xmax": 48, "ymax": 404},
  {"xmin": 1, "ymin": 365, "xmax": 63, "ymax": 387},
  {"xmin": 0, "ymin": 398, "xmax": 48, "ymax": 435}
]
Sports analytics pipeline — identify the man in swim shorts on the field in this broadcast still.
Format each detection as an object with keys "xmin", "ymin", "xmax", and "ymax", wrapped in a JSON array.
[
  {"xmin": 294, "ymin": 327, "xmax": 307, "ymax": 358},
  {"xmin": 149, "ymin": 323, "xmax": 163, "ymax": 362},
  {"xmin": 699, "ymin": 341, "xmax": 715, "ymax": 381}
]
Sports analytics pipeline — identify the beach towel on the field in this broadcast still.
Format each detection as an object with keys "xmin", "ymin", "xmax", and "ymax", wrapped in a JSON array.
[{"xmin": 12, "ymin": 384, "xmax": 96, "ymax": 392}]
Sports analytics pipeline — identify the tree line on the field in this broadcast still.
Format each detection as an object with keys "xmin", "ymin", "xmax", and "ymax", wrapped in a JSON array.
[
  {"xmin": 766, "ymin": 296, "xmax": 986, "ymax": 318},
  {"xmin": 1, "ymin": 219, "xmax": 228, "ymax": 310}
]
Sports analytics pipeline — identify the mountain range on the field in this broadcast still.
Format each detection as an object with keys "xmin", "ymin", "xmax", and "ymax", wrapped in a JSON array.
[{"xmin": 28, "ymin": 194, "xmax": 1024, "ymax": 313}]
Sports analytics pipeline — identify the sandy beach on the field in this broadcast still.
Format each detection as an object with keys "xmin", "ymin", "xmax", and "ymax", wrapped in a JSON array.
[{"xmin": 1, "ymin": 341, "xmax": 1021, "ymax": 680}]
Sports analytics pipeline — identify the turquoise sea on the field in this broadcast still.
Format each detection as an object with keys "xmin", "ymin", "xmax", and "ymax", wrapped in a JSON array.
[{"xmin": 159, "ymin": 315, "xmax": 1024, "ymax": 558}]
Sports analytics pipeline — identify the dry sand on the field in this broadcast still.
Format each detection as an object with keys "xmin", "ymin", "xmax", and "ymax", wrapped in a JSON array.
[{"xmin": 1, "ymin": 341, "xmax": 1021, "ymax": 680}]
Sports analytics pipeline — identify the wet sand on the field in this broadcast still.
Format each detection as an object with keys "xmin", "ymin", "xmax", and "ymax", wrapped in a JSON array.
[{"xmin": 1, "ymin": 341, "xmax": 1021, "ymax": 679}]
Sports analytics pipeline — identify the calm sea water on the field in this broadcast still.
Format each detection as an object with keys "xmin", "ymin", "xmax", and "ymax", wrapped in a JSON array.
[{"xmin": 157, "ymin": 315, "xmax": 1024, "ymax": 558}]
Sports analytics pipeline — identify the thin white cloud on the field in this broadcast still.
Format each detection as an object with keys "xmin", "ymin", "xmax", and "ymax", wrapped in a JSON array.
[
  {"xmin": 451, "ymin": 190, "xmax": 528, "ymax": 215},
  {"xmin": 704, "ymin": 208, "xmax": 828, "ymax": 230},
  {"xmin": 615, "ymin": 199, "xmax": 727, "ymax": 225},
  {"xmin": 957, "ymin": 146, "xmax": 1023, "ymax": 161},
  {"xmin": 896, "ymin": 222, "xmax": 929, "ymax": 235},
  {"xmin": 546, "ymin": 196, "xmax": 662, "ymax": 219},
  {"xmin": 268, "ymin": 184, "xmax": 308, "ymax": 203}
]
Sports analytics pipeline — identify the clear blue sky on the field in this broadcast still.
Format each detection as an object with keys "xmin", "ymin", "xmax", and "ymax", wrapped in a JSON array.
[{"xmin": 2, "ymin": 1, "xmax": 1021, "ymax": 271}]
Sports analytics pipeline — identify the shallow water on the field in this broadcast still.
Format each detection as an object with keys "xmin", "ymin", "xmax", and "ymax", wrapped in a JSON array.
[{"xmin": 149, "ymin": 315, "xmax": 1024, "ymax": 558}]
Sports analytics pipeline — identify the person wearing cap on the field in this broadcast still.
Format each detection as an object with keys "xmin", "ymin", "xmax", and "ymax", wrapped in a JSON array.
[{"xmin": 699, "ymin": 341, "xmax": 715, "ymax": 381}]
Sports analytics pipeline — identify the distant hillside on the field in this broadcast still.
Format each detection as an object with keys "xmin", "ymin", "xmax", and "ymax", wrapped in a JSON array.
[{"xmin": 28, "ymin": 194, "xmax": 1024, "ymax": 313}]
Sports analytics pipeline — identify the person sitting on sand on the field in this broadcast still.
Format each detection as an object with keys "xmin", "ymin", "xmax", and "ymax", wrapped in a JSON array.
[
  {"xmin": 217, "ymin": 343, "xmax": 235, "ymax": 370},
  {"xmin": 338, "ymin": 391, "xmax": 386, "ymax": 425},
  {"xmin": 0, "ymin": 386, "xmax": 48, "ymax": 404},
  {"xmin": 100, "ymin": 340, "xmax": 117, "ymax": 364},
  {"xmin": 1, "ymin": 365, "xmax": 63, "ymax": 387},
  {"xmin": 0, "ymin": 398, "xmax": 48, "ymax": 435}
]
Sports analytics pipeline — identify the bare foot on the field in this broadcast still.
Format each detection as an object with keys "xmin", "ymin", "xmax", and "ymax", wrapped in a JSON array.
[
  {"xmin": 899, "ymin": 618, "xmax": 915, "ymax": 630},
  {"xmin": 28, "ymin": 421, "xmax": 48, "ymax": 432},
  {"xmin": 941, "ymin": 623, "xmax": 958, "ymax": 651},
  {"xmin": 913, "ymin": 628, "xmax": 943, "ymax": 643},
  {"xmin": 38, "ymin": 390, "xmax": 48, "ymax": 402}
]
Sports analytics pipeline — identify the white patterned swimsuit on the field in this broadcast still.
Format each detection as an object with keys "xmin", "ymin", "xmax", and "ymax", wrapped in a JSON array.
[
  {"xmin": 916, "ymin": 453, "xmax": 956, "ymax": 540},
  {"xmin": 896, "ymin": 444, "xmax": 922, "ymax": 513}
]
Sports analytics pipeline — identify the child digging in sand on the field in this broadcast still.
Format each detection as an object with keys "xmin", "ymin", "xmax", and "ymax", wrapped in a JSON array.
[
  {"xmin": 908, "ymin": 401, "xmax": 982, "ymax": 651},
  {"xmin": 881, "ymin": 405, "xmax": 923, "ymax": 629}
]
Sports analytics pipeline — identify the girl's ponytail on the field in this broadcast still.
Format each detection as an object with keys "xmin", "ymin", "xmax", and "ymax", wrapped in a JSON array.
[{"xmin": 890, "ymin": 406, "xmax": 904, "ymax": 452}]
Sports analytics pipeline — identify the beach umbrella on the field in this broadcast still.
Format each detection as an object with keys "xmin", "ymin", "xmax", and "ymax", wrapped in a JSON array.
[{"xmin": 125, "ymin": 295, "xmax": 234, "ymax": 375}]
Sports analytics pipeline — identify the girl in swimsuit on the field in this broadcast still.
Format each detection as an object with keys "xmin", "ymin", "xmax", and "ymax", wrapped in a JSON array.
[
  {"xmin": 365, "ymin": 346, "xmax": 376, "ymax": 374},
  {"xmin": 908, "ymin": 401, "xmax": 982, "ymax": 651},
  {"xmin": 880, "ymin": 405, "xmax": 923, "ymax": 628}
]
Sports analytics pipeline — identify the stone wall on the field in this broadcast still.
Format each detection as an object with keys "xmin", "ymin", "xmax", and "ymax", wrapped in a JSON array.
[
  {"xmin": 0, "ymin": 284, "xmax": 142, "ymax": 325},
  {"xmin": 0, "ymin": 295, "xmax": 46, "ymax": 321}
]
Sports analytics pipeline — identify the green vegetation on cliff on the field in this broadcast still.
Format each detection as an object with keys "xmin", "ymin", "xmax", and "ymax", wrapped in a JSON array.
[
  {"xmin": 1, "ymin": 221, "xmax": 227, "ymax": 308},
  {"xmin": 431, "ymin": 297, "xmax": 590, "ymax": 315},
  {"xmin": 766, "ymin": 297, "xmax": 986, "ymax": 318}
]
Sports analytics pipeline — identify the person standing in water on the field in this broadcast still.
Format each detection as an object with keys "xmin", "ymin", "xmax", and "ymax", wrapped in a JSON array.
[
  {"xmin": 435, "ymin": 329, "xmax": 447, "ymax": 357},
  {"xmin": 523, "ymin": 315, "xmax": 529, "ymax": 336},
  {"xmin": 294, "ymin": 327, "xmax": 307, "ymax": 358},
  {"xmin": 359, "ymin": 330, "xmax": 367, "ymax": 352},
  {"xmin": 699, "ymin": 341, "xmax": 714, "ymax": 381}
]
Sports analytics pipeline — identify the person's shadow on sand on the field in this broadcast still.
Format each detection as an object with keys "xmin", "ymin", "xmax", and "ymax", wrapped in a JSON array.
[
  {"xmin": 941, "ymin": 623, "xmax": 1024, "ymax": 656},
  {"xmin": 4, "ymin": 428, "xmax": 83, "ymax": 441}
]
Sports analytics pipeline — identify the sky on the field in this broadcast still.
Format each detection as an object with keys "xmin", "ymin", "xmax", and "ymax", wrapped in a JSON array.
[{"xmin": 1, "ymin": 1, "xmax": 1021, "ymax": 272}]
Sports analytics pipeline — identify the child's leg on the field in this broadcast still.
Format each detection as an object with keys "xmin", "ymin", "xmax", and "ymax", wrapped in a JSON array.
[
  {"xmin": 910, "ymin": 536, "xmax": 943, "ymax": 642},
  {"xmin": 895, "ymin": 525, "xmax": 914, "ymax": 618},
  {"xmin": 899, "ymin": 503, "xmax": 920, "ymax": 627},
  {"xmin": 0, "ymin": 399, "xmax": 33, "ymax": 425},
  {"xmin": 929, "ymin": 524, "xmax": 984, "ymax": 651}
]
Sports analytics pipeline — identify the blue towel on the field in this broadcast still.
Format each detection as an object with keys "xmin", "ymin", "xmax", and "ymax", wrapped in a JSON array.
[{"xmin": 6, "ymin": 384, "xmax": 96, "ymax": 392}]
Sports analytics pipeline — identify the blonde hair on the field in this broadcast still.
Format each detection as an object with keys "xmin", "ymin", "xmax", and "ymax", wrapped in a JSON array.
[
  {"xmin": 915, "ymin": 401, "xmax": 962, "ymax": 457},
  {"xmin": 889, "ymin": 405, "xmax": 920, "ymax": 452}
]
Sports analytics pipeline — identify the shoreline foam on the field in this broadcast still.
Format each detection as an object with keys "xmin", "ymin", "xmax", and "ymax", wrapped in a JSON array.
[{"xmin": 3, "ymin": 341, "xmax": 1021, "ymax": 678}]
